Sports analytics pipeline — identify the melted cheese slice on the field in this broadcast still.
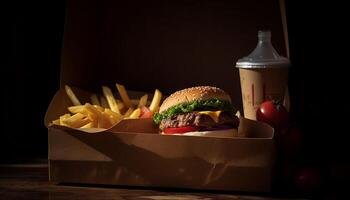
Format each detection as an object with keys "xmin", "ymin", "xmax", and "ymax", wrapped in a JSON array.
[{"xmin": 197, "ymin": 111, "xmax": 222, "ymax": 123}]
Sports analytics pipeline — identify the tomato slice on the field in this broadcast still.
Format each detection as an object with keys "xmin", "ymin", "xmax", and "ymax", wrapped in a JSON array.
[
  {"xmin": 140, "ymin": 106, "xmax": 154, "ymax": 118},
  {"xmin": 163, "ymin": 126, "xmax": 200, "ymax": 134}
]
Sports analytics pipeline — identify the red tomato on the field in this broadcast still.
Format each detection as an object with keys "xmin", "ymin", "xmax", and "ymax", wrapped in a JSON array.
[
  {"xmin": 164, "ymin": 126, "xmax": 200, "ymax": 134},
  {"xmin": 140, "ymin": 106, "xmax": 154, "ymax": 118},
  {"xmin": 256, "ymin": 100, "xmax": 289, "ymax": 130}
]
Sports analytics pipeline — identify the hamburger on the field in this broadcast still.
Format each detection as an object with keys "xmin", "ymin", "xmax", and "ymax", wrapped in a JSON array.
[{"xmin": 153, "ymin": 86, "xmax": 239, "ymax": 137}]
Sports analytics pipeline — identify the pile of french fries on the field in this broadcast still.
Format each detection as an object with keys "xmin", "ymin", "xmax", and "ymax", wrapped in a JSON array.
[{"xmin": 50, "ymin": 84, "xmax": 162, "ymax": 129}]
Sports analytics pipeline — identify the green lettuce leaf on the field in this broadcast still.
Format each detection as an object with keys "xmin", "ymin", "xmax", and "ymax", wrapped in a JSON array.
[{"xmin": 153, "ymin": 98, "xmax": 236, "ymax": 124}]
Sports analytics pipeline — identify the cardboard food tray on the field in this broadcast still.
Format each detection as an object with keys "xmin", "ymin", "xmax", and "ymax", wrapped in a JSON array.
[
  {"xmin": 46, "ymin": 89, "xmax": 275, "ymax": 192},
  {"xmin": 47, "ymin": 0, "xmax": 288, "ymax": 192}
]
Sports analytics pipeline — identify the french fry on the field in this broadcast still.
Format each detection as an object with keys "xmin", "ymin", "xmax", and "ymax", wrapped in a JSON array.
[
  {"xmin": 116, "ymin": 83, "xmax": 133, "ymax": 108},
  {"xmin": 98, "ymin": 111, "xmax": 113, "ymax": 129},
  {"xmin": 65, "ymin": 85, "xmax": 81, "ymax": 106},
  {"xmin": 93, "ymin": 105, "xmax": 105, "ymax": 112},
  {"xmin": 77, "ymin": 118, "xmax": 91, "ymax": 128},
  {"xmin": 84, "ymin": 103, "xmax": 105, "ymax": 128},
  {"xmin": 84, "ymin": 103, "xmax": 101, "ymax": 118},
  {"xmin": 138, "ymin": 94, "xmax": 148, "ymax": 108},
  {"xmin": 102, "ymin": 86, "xmax": 120, "ymax": 114},
  {"xmin": 149, "ymin": 89, "xmax": 162, "ymax": 112},
  {"xmin": 62, "ymin": 113, "xmax": 90, "ymax": 128},
  {"xmin": 51, "ymin": 119, "xmax": 61, "ymax": 125},
  {"xmin": 153, "ymin": 106, "xmax": 160, "ymax": 113},
  {"xmin": 60, "ymin": 114, "xmax": 71, "ymax": 119},
  {"xmin": 62, "ymin": 113, "xmax": 85, "ymax": 124},
  {"xmin": 128, "ymin": 108, "xmax": 141, "ymax": 119},
  {"xmin": 68, "ymin": 105, "xmax": 85, "ymax": 114},
  {"xmin": 100, "ymin": 96, "xmax": 109, "ymax": 108},
  {"xmin": 80, "ymin": 122, "xmax": 93, "ymax": 128},
  {"xmin": 123, "ymin": 107, "xmax": 134, "ymax": 117},
  {"xmin": 83, "ymin": 111, "xmax": 97, "ymax": 124},
  {"xmin": 102, "ymin": 111, "xmax": 118, "ymax": 126},
  {"xmin": 59, "ymin": 114, "xmax": 71, "ymax": 126},
  {"xmin": 105, "ymin": 108, "xmax": 123, "ymax": 121},
  {"xmin": 90, "ymin": 94, "xmax": 100, "ymax": 106},
  {"xmin": 68, "ymin": 105, "xmax": 93, "ymax": 120},
  {"xmin": 84, "ymin": 104, "xmax": 101, "ymax": 127}
]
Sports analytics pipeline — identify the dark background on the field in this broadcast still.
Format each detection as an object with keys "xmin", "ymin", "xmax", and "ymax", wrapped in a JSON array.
[
  {"xmin": 4, "ymin": 0, "xmax": 349, "ymax": 194},
  {"xmin": 4, "ymin": 1, "xmax": 64, "ymax": 161}
]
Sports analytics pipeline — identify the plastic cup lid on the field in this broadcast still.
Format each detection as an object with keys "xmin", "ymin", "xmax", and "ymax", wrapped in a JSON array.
[{"xmin": 235, "ymin": 31, "xmax": 290, "ymax": 68}]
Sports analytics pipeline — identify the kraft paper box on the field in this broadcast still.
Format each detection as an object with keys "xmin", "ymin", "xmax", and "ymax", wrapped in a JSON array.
[
  {"xmin": 45, "ymin": 89, "xmax": 275, "ymax": 192},
  {"xmin": 47, "ymin": 0, "xmax": 288, "ymax": 193}
]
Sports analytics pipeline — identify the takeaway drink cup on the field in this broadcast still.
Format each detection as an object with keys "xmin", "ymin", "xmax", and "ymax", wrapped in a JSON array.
[{"xmin": 235, "ymin": 31, "xmax": 290, "ymax": 120}]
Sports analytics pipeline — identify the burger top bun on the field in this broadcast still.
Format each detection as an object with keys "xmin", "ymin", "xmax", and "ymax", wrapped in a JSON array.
[{"xmin": 159, "ymin": 86, "xmax": 231, "ymax": 113}]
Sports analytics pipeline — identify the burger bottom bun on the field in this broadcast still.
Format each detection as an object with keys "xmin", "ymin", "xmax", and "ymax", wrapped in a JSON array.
[{"xmin": 161, "ymin": 128, "xmax": 237, "ymax": 138}]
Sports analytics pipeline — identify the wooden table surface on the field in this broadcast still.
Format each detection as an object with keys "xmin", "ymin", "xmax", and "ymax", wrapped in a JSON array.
[{"xmin": 0, "ymin": 163, "xmax": 307, "ymax": 200}]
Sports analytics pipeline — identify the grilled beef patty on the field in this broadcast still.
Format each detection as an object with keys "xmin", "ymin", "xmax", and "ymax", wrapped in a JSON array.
[{"xmin": 159, "ymin": 112, "xmax": 239, "ymax": 130}]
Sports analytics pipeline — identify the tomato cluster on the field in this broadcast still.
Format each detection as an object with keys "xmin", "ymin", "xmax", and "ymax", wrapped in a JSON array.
[{"xmin": 256, "ymin": 100, "xmax": 323, "ymax": 195}]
